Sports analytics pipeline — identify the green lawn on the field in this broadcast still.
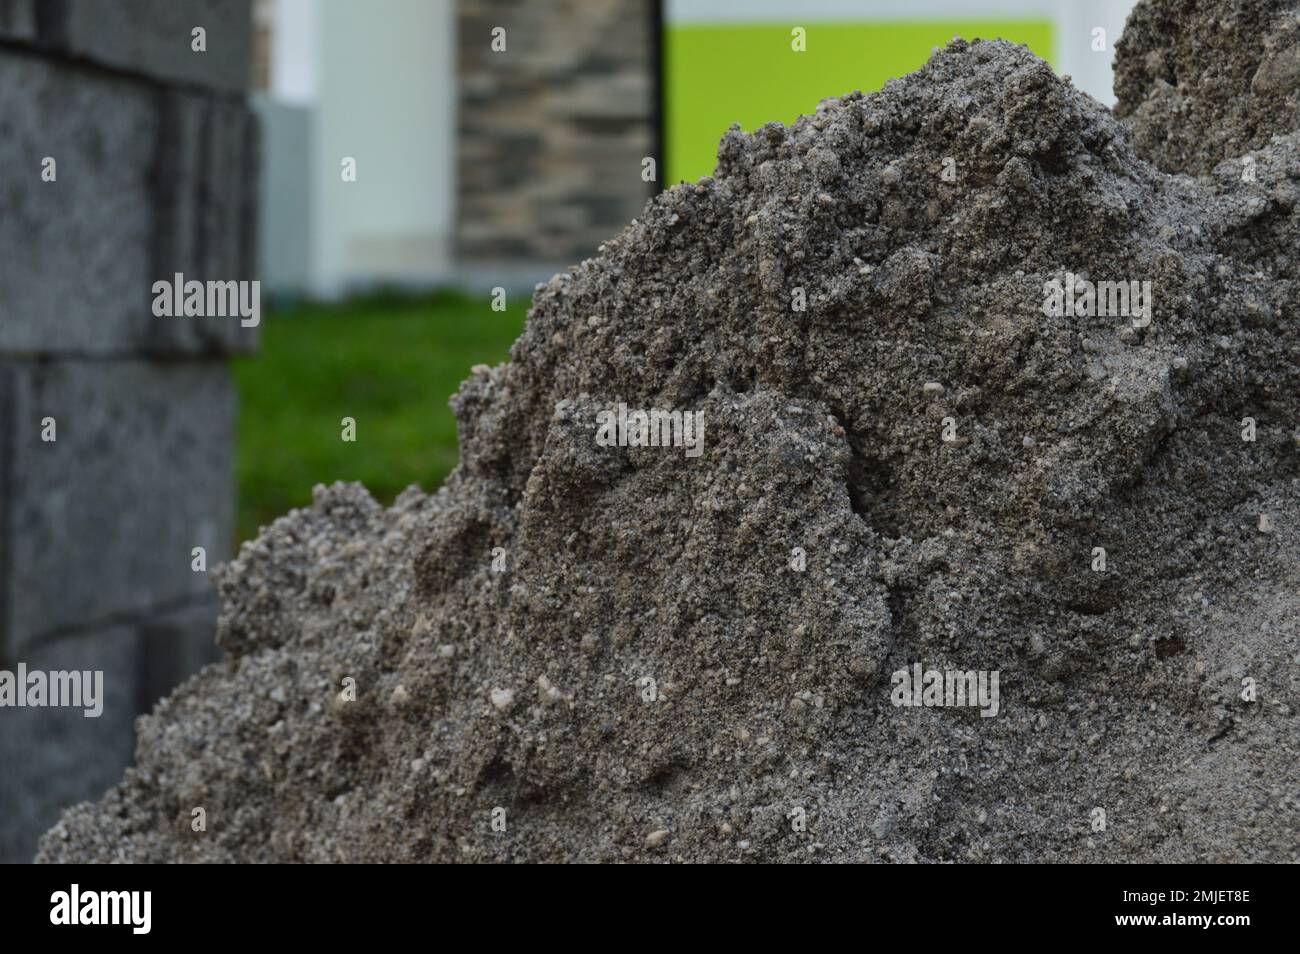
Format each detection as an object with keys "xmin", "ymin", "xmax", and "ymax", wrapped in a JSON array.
[{"xmin": 232, "ymin": 291, "xmax": 528, "ymax": 542}]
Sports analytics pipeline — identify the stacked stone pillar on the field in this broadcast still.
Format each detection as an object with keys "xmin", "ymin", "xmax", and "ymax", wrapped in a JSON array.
[{"xmin": 0, "ymin": 0, "xmax": 257, "ymax": 861}]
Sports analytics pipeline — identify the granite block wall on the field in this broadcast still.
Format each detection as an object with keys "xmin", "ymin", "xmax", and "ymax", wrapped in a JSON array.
[{"xmin": 0, "ymin": 0, "xmax": 256, "ymax": 862}]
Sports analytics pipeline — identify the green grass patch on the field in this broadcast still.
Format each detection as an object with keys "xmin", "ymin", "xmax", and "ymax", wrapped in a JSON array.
[{"xmin": 232, "ymin": 291, "xmax": 527, "ymax": 542}]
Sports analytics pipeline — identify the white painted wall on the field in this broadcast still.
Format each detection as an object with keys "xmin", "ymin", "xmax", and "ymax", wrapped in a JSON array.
[
  {"xmin": 253, "ymin": 94, "xmax": 313, "ymax": 295},
  {"xmin": 312, "ymin": 0, "xmax": 456, "ymax": 297},
  {"xmin": 1054, "ymin": 0, "xmax": 1139, "ymax": 107},
  {"xmin": 259, "ymin": 0, "xmax": 457, "ymax": 299},
  {"xmin": 267, "ymin": 0, "xmax": 319, "ymax": 106}
]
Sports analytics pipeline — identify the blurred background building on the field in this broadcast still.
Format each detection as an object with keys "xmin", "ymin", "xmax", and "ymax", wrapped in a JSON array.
[
  {"xmin": 1, "ymin": 0, "xmax": 1139, "ymax": 861},
  {"xmin": 251, "ymin": 0, "xmax": 1136, "ymax": 300},
  {"xmin": 252, "ymin": 0, "xmax": 655, "ymax": 299}
]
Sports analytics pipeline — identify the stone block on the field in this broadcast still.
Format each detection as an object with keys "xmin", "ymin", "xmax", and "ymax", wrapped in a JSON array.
[
  {"xmin": 0, "ymin": 53, "xmax": 260, "ymax": 356},
  {"xmin": 0, "ymin": 0, "xmax": 36, "ymax": 42},
  {"xmin": 45, "ymin": 0, "xmax": 252, "ymax": 93},
  {"xmin": 0, "ymin": 359, "xmax": 235, "ymax": 657},
  {"xmin": 0, "ymin": 52, "xmax": 157, "ymax": 355},
  {"xmin": 137, "ymin": 596, "xmax": 222, "ymax": 706},
  {"xmin": 0, "ymin": 597, "xmax": 221, "ymax": 861},
  {"xmin": 0, "ymin": 623, "xmax": 142, "ymax": 862},
  {"xmin": 151, "ymin": 90, "xmax": 261, "ymax": 354}
]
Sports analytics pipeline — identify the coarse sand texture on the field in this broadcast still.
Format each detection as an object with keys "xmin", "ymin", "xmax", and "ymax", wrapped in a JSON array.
[{"xmin": 39, "ymin": 0, "xmax": 1300, "ymax": 862}]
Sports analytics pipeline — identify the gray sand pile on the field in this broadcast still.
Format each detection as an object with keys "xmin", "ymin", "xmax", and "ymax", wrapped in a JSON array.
[
  {"xmin": 40, "ymin": 4, "xmax": 1299, "ymax": 862},
  {"xmin": 1115, "ymin": 0, "xmax": 1300, "ymax": 175}
]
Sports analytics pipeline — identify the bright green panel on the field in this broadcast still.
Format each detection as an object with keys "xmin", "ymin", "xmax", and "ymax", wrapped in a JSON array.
[{"xmin": 665, "ymin": 21, "xmax": 1056, "ymax": 185}]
